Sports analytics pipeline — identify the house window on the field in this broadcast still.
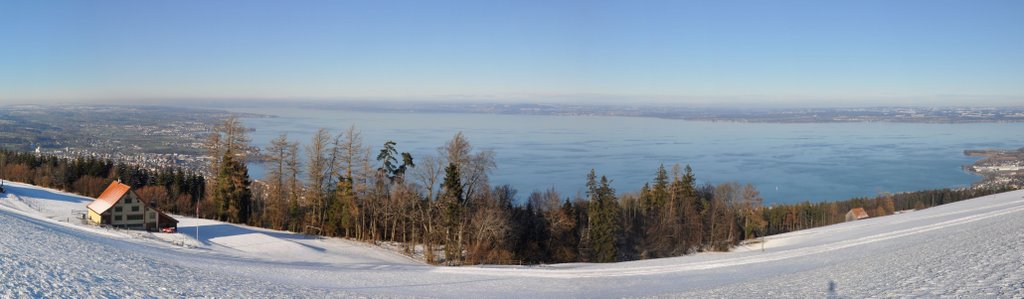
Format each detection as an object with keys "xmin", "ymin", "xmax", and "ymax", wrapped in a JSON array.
[
  {"xmin": 114, "ymin": 215, "xmax": 122, "ymax": 221},
  {"xmin": 114, "ymin": 206, "xmax": 122, "ymax": 212},
  {"xmin": 126, "ymin": 214, "xmax": 143, "ymax": 221},
  {"xmin": 131, "ymin": 206, "xmax": 140, "ymax": 212},
  {"xmin": 125, "ymin": 197, "xmax": 132, "ymax": 204}
]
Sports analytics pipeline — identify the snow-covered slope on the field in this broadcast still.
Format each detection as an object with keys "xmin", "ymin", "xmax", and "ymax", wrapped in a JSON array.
[
  {"xmin": 2, "ymin": 181, "xmax": 1023, "ymax": 298},
  {"xmin": 0, "ymin": 181, "xmax": 421, "ymax": 266}
]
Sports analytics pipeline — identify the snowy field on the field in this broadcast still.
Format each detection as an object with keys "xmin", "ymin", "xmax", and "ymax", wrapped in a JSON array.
[{"xmin": 2, "ymin": 180, "xmax": 1023, "ymax": 298}]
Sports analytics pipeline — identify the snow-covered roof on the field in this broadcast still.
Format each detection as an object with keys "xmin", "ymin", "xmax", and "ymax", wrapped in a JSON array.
[{"xmin": 86, "ymin": 181, "xmax": 131, "ymax": 214}]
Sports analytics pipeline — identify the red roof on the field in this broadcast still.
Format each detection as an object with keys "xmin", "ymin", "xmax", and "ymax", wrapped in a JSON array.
[
  {"xmin": 87, "ymin": 181, "xmax": 131, "ymax": 214},
  {"xmin": 848, "ymin": 207, "xmax": 870, "ymax": 219}
]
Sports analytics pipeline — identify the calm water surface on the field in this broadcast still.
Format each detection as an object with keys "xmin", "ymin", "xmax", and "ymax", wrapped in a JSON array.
[{"xmin": 231, "ymin": 107, "xmax": 1024, "ymax": 204}]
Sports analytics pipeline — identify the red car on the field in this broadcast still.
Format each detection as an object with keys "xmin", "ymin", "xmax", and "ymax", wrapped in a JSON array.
[{"xmin": 160, "ymin": 227, "xmax": 176, "ymax": 233}]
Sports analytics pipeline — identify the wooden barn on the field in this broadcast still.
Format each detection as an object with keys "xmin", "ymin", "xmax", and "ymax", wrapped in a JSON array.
[
  {"xmin": 86, "ymin": 181, "xmax": 177, "ymax": 231},
  {"xmin": 845, "ymin": 207, "xmax": 870, "ymax": 222}
]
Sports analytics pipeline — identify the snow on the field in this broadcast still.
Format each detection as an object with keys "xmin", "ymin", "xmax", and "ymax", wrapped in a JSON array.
[
  {"xmin": 160, "ymin": 216, "xmax": 421, "ymax": 265},
  {"xmin": 2, "ymin": 180, "xmax": 1024, "ymax": 298}
]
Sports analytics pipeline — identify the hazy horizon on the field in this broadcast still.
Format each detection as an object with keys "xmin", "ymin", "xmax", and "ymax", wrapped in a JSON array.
[
  {"xmin": 3, "ymin": 97, "xmax": 1023, "ymax": 109},
  {"xmin": 2, "ymin": 1, "xmax": 1022, "ymax": 106}
]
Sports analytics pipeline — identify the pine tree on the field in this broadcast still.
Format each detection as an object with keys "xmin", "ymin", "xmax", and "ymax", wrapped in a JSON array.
[
  {"xmin": 328, "ymin": 176, "xmax": 358, "ymax": 237},
  {"xmin": 671, "ymin": 164, "xmax": 702, "ymax": 253},
  {"xmin": 441, "ymin": 163, "xmax": 465, "ymax": 265},
  {"xmin": 652, "ymin": 164, "xmax": 669, "ymax": 209},
  {"xmin": 585, "ymin": 169, "xmax": 620, "ymax": 263},
  {"xmin": 376, "ymin": 140, "xmax": 415, "ymax": 183},
  {"xmin": 639, "ymin": 183, "xmax": 652, "ymax": 211},
  {"xmin": 204, "ymin": 116, "xmax": 252, "ymax": 222},
  {"xmin": 213, "ymin": 151, "xmax": 252, "ymax": 224}
]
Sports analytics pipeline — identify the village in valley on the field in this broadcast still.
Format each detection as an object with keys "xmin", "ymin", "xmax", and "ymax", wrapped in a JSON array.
[
  {"xmin": 965, "ymin": 148, "xmax": 1024, "ymax": 189},
  {"xmin": 0, "ymin": 105, "xmax": 236, "ymax": 173}
]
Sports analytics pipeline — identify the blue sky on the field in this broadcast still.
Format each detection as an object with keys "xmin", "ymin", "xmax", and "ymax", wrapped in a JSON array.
[{"xmin": 1, "ymin": 0, "xmax": 1022, "ymax": 106}]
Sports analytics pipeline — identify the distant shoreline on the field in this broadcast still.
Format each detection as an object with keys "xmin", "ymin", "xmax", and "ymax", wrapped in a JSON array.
[
  {"xmin": 964, "ymin": 148, "xmax": 1024, "ymax": 189},
  {"xmin": 207, "ymin": 101, "xmax": 1024, "ymax": 124}
]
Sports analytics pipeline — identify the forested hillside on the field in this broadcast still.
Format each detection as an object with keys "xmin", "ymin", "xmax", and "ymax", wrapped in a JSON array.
[{"xmin": 0, "ymin": 117, "xmax": 1014, "ymax": 265}]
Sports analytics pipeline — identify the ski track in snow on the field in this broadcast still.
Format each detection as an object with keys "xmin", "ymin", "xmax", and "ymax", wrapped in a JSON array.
[{"xmin": 2, "ymin": 181, "xmax": 1024, "ymax": 298}]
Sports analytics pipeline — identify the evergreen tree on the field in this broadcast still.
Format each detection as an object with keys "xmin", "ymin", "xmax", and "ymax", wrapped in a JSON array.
[
  {"xmin": 639, "ymin": 183, "xmax": 652, "ymax": 211},
  {"xmin": 377, "ymin": 140, "xmax": 415, "ymax": 183},
  {"xmin": 585, "ymin": 169, "xmax": 620, "ymax": 263},
  {"xmin": 651, "ymin": 164, "xmax": 669, "ymax": 209},
  {"xmin": 328, "ymin": 176, "xmax": 358, "ymax": 237},
  {"xmin": 441, "ymin": 162, "xmax": 465, "ymax": 265},
  {"xmin": 213, "ymin": 151, "xmax": 253, "ymax": 224}
]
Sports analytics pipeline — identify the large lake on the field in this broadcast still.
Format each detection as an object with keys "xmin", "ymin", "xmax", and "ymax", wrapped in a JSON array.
[{"xmin": 232, "ymin": 107, "xmax": 1024, "ymax": 204}]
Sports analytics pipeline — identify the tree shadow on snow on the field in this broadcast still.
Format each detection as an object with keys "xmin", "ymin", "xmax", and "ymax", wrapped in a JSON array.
[
  {"xmin": 177, "ymin": 223, "xmax": 326, "ymax": 252},
  {"xmin": 3, "ymin": 182, "xmax": 92, "ymax": 204}
]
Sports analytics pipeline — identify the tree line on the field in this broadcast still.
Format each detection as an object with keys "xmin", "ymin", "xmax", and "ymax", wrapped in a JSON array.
[
  {"xmin": 199, "ymin": 117, "xmax": 770, "ymax": 264},
  {"xmin": 759, "ymin": 186, "xmax": 1015, "ymax": 236},
  {"xmin": 1, "ymin": 117, "xmax": 1017, "ymax": 265},
  {"xmin": 199, "ymin": 118, "xmax": 876, "ymax": 264}
]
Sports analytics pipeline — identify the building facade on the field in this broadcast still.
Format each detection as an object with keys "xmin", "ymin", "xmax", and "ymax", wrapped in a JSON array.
[{"xmin": 87, "ymin": 181, "xmax": 177, "ymax": 231}]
